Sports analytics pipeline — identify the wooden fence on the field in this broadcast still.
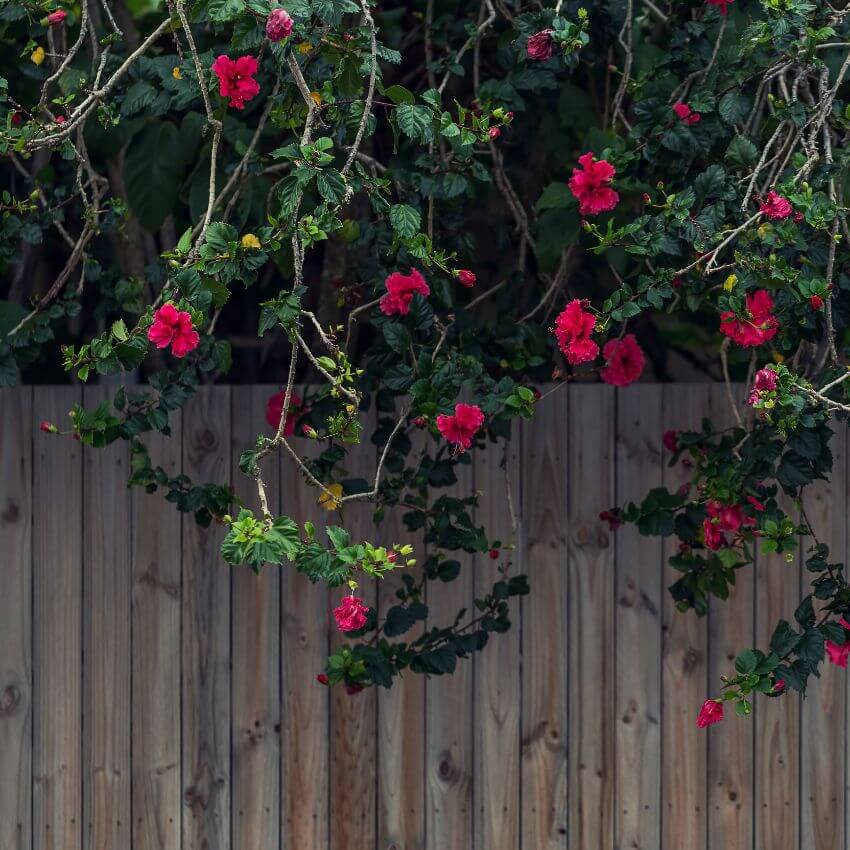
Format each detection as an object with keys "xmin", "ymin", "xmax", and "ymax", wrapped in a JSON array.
[{"xmin": 0, "ymin": 384, "xmax": 847, "ymax": 850}]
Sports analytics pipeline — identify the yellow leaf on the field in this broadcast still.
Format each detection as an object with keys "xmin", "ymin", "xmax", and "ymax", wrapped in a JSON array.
[
  {"xmin": 723, "ymin": 274, "xmax": 737, "ymax": 292},
  {"xmin": 241, "ymin": 233, "xmax": 261, "ymax": 250},
  {"xmin": 31, "ymin": 46, "xmax": 46, "ymax": 65},
  {"xmin": 172, "ymin": 66, "xmax": 182, "ymax": 79},
  {"xmin": 318, "ymin": 482, "xmax": 343, "ymax": 511}
]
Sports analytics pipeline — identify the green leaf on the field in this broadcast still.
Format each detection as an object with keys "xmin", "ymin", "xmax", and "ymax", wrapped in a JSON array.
[
  {"xmin": 124, "ymin": 121, "xmax": 185, "ymax": 231},
  {"xmin": 388, "ymin": 204, "xmax": 421, "ymax": 238},
  {"xmin": 396, "ymin": 104, "xmax": 434, "ymax": 144},
  {"xmin": 0, "ymin": 301, "xmax": 28, "ymax": 339},
  {"xmin": 535, "ymin": 181, "xmax": 574, "ymax": 212},
  {"xmin": 384, "ymin": 84, "xmax": 415, "ymax": 105}
]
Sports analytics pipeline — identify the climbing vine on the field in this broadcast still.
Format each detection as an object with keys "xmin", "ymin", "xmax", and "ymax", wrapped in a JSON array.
[{"xmin": 4, "ymin": 0, "xmax": 850, "ymax": 722}]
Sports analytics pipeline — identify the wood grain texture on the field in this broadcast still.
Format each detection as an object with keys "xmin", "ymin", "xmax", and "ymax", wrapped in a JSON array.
[
  {"xmin": 473, "ymin": 436, "xmax": 520, "ymax": 850},
  {"xmin": 754, "ymin": 500, "xmax": 800, "ymax": 849},
  {"xmin": 33, "ymin": 386, "xmax": 83, "ymax": 850},
  {"xmin": 425, "ymin": 453, "xmax": 474, "ymax": 850},
  {"xmin": 181, "ymin": 387, "xmax": 231, "ymax": 850},
  {"xmin": 82, "ymin": 386, "xmax": 132, "ymax": 850},
  {"xmin": 0, "ymin": 387, "xmax": 32, "ymax": 850},
  {"xmin": 520, "ymin": 389, "xmax": 568, "ymax": 850},
  {"xmin": 377, "ymin": 426, "xmax": 426, "ymax": 850},
  {"xmin": 706, "ymin": 384, "xmax": 754, "ymax": 850},
  {"xmin": 568, "ymin": 385, "xmax": 615, "ymax": 850},
  {"xmin": 800, "ymin": 422, "xmax": 846, "ymax": 850},
  {"xmin": 329, "ymin": 407, "xmax": 377, "ymax": 850},
  {"xmin": 131, "ymin": 414, "xmax": 182, "ymax": 850},
  {"xmin": 231, "ymin": 387, "xmax": 281, "ymax": 850},
  {"xmin": 615, "ymin": 386, "xmax": 662, "ymax": 850},
  {"xmin": 280, "ymin": 388, "xmax": 329, "ymax": 850},
  {"xmin": 661, "ymin": 384, "xmax": 708, "ymax": 850}
]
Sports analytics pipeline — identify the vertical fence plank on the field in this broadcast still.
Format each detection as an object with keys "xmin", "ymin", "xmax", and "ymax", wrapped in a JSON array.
[
  {"xmin": 520, "ymin": 389, "xmax": 568, "ymax": 850},
  {"xmin": 706, "ymin": 385, "xmax": 755, "ymax": 849},
  {"xmin": 377, "ymin": 423, "xmax": 426, "ymax": 850},
  {"xmin": 425, "ymin": 456, "xmax": 473, "ymax": 850},
  {"xmin": 33, "ymin": 387, "xmax": 82, "ymax": 850},
  {"xmin": 231, "ymin": 387, "xmax": 280, "ymax": 850},
  {"xmin": 661, "ymin": 384, "xmax": 709, "ymax": 850},
  {"xmin": 568, "ymin": 385, "xmax": 615, "ymax": 850},
  {"xmin": 82, "ymin": 386, "xmax": 132, "ymax": 850},
  {"xmin": 474, "ymin": 435, "xmax": 521, "ymax": 850},
  {"xmin": 754, "ymin": 445, "xmax": 800, "ymax": 849},
  {"xmin": 0, "ymin": 387, "xmax": 32, "ymax": 850},
  {"xmin": 280, "ymin": 390, "xmax": 329, "ymax": 850},
  {"xmin": 615, "ymin": 385, "xmax": 662, "ymax": 850},
  {"xmin": 182, "ymin": 386, "xmax": 231, "ymax": 850},
  {"xmin": 329, "ymin": 408, "xmax": 377, "ymax": 850},
  {"xmin": 131, "ymin": 413, "xmax": 182, "ymax": 850},
  {"xmin": 800, "ymin": 423, "xmax": 846, "ymax": 850}
]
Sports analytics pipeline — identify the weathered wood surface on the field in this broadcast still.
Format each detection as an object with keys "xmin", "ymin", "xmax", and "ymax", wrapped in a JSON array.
[{"xmin": 2, "ymin": 384, "xmax": 846, "ymax": 850}]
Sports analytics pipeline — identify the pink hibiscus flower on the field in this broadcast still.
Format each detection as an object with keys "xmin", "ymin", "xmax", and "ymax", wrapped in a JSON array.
[
  {"xmin": 333, "ymin": 596, "xmax": 369, "ymax": 633},
  {"xmin": 719, "ymin": 290, "xmax": 779, "ymax": 347},
  {"xmin": 760, "ymin": 190, "xmax": 793, "ymax": 220},
  {"xmin": 436, "ymin": 403, "xmax": 485, "ymax": 452},
  {"xmin": 599, "ymin": 334, "xmax": 645, "ymax": 387},
  {"xmin": 211, "ymin": 55, "xmax": 260, "ymax": 110},
  {"xmin": 265, "ymin": 7, "xmax": 293, "ymax": 41},
  {"xmin": 568, "ymin": 153, "xmax": 619, "ymax": 216},
  {"xmin": 696, "ymin": 698, "xmax": 723, "ymax": 728},
  {"xmin": 673, "ymin": 102, "xmax": 701, "ymax": 125},
  {"xmin": 527, "ymin": 30, "xmax": 554, "ymax": 61},
  {"xmin": 379, "ymin": 269, "xmax": 430, "ymax": 316},
  {"xmin": 553, "ymin": 299, "xmax": 599, "ymax": 365},
  {"xmin": 147, "ymin": 303, "xmax": 200, "ymax": 358}
]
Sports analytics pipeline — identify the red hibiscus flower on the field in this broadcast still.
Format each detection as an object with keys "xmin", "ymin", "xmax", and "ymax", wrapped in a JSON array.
[
  {"xmin": 379, "ymin": 269, "xmax": 430, "ymax": 316},
  {"xmin": 720, "ymin": 289, "xmax": 779, "ymax": 347},
  {"xmin": 553, "ymin": 299, "xmax": 599, "ymax": 365},
  {"xmin": 696, "ymin": 698, "xmax": 723, "ymax": 728},
  {"xmin": 747, "ymin": 366, "xmax": 778, "ymax": 405},
  {"xmin": 568, "ymin": 153, "xmax": 619, "ymax": 216},
  {"xmin": 706, "ymin": 0, "xmax": 733, "ymax": 13},
  {"xmin": 437, "ymin": 403, "xmax": 485, "ymax": 452},
  {"xmin": 599, "ymin": 334, "xmax": 645, "ymax": 387},
  {"xmin": 456, "ymin": 269, "xmax": 476, "ymax": 287},
  {"xmin": 673, "ymin": 102, "xmax": 701, "ymax": 125},
  {"xmin": 333, "ymin": 596, "xmax": 369, "ymax": 632},
  {"xmin": 759, "ymin": 190, "xmax": 793, "ymax": 220},
  {"xmin": 265, "ymin": 7, "xmax": 293, "ymax": 41},
  {"xmin": 265, "ymin": 390, "xmax": 302, "ymax": 436},
  {"xmin": 527, "ymin": 30, "xmax": 554, "ymax": 61},
  {"xmin": 211, "ymin": 55, "xmax": 260, "ymax": 110},
  {"xmin": 810, "ymin": 295, "xmax": 824, "ymax": 310},
  {"xmin": 147, "ymin": 303, "xmax": 200, "ymax": 358}
]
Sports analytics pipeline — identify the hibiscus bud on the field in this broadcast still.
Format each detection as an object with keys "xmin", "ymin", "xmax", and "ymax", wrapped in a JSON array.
[
  {"xmin": 302, "ymin": 424, "xmax": 317, "ymax": 438},
  {"xmin": 810, "ymin": 294, "xmax": 824, "ymax": 310},
  {"xmin": 642, "ymin": 193, "xmax": 651, "ymax": 204},
  {"xmin": 39, "ymin": 420, "xmax": 56, "ymax": 433},
  {"xmin": 456, "ymin": 269, "xmax": 476, "ymax": 287},
  {"xmin": 489, "ymin": 548, "xmax": 499, "ymax": 560},
  {"xmin": 46, "ymin": 9, "xmax": 67, "ymax": 26},
  {"xmin": 532, "ymin": 387, "xmax": 541, "ymax": 399},
  {"xmin": 345, "ymin": 683, "xmax": 365, "ymax": 695},
  {"xmin": 316, "ymin": 673, "xmax": 329, "ymax": 685},
  {"xmin": 488, "ymin": 126, "xmax": 501, "ymax": 140},
  {"xmin": 387, "ymin": 551, "xmax": 398, "ymax": 563},
  {"xmin": 265, "ymin": 7, "xmax": 293, "ymax": 42},
  {"xmin": 506, "ymin": 111, "xmax": 515, "ymax": 121}
]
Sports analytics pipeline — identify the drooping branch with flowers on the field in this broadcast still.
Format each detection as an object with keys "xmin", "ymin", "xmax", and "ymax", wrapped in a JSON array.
[{"xmin": 4, "ymin": 0, "xmax": 850, "ymax": 719}]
